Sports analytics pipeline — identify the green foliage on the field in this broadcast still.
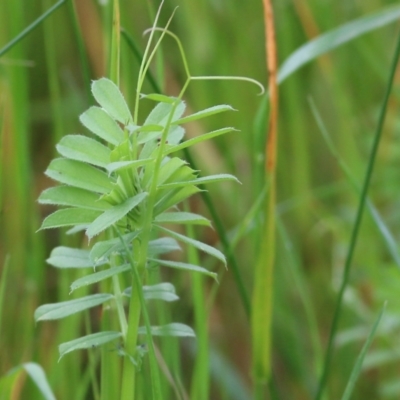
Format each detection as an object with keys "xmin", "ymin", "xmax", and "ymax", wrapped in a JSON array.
[
  {"xmin": 35, "ymin": 76, "xmax": 235, "ymax": 367},
  {"xmin": 2, "ymin": 1, "xmax": 400, "ymax": 399}
]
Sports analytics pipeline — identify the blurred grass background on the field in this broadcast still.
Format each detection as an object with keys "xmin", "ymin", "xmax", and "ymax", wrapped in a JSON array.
[{"xmin": 1, "ymin": 0, "xmax": 400, "ymax": 399}]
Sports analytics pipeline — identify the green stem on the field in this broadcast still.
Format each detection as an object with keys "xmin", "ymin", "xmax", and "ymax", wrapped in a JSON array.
[
  {"xmin": 0, "ymin": 0, "xmax": 69, "ymax": 58},
  {"xmin": 186, "ymin": 203, "xmax": 209, "ymax": 400},
  {"xmin": 117, "ymin": 229, "xmax": 163, "ymax": 400},
  {"xmin": 314, "ymin": 31, "xmax": 400, "ymax": 400},
  {"xmin": 67, "ymin": 0, "xmax": 91, "ymax": 103},
  {"xmin": 121, "ymin": 24, "xmax": 251, "ymax": 318}
]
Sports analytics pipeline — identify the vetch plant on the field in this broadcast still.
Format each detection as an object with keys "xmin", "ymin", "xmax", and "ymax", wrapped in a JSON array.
[{"xmin": 34, "ymin": 8, "xmax": 263, "ymax": 399}]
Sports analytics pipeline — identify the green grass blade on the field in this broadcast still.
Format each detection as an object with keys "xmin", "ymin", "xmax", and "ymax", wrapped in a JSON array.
[
  {"xmin": 341, "ymin": 304, "xmax": 386, "ymax": 400},
  {"xmin": 0, "ymin": 255, "xmax": 10, "ymax": 347},
  {"xmin": 251, "ymin": 176, "xmax": 276, "ymax": 387},
  {"xmin": 23, "ymin": 362, "xmax": 56, "ymax": 400},
  {"xmin": 315, "ymin": 30, "xmax": 400, "ymax": 400},
  {"xmin": 278, "ymin": 5, "xmax": 400, "ymax": 83},
  {"xmin": 309, "ymin": 98, "xmax": 400, "ymax": 268},
  {"xmin": 0, "ymin": 0, "xmax": 68, "ymax": 57}
]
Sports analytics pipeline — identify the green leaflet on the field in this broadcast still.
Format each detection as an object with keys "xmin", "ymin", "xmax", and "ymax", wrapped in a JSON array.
[
  {"xmin": 154, "ymin": 211, "xmax": 211, "ymax": 226},
  {"xmin": 163, "ymin": 127, "xmax": 237, "ymax": 155},
  {"xmin": 144, "ymin": 100, "xmax": 186, "ymax": 126},
  {"xmin": 158, "ymin": 173, "xmax": 240, "ymax": 189},
  {"xmin": 40, "ymin": 208, "xmax": 102, "ymax": 230},
  {"xmin": 80, "ymin": 106, "xmax": 124, "ymax": 146},
  {"xmin": 34, "ymin": 293, "xmax": 114, "ymax": 321},
  {"xmin": 156, "ymin": 226, "xmax": 226, "ymax": 266},
  {"xmin": 59, "ymin": 331, "xmax": 122, "ymax": 360},
  {"xmin": 91, "ymin": 78, "xmax": 133, "ymax": 124},
  {"xmin": 174, "ymin": 104, "xmax": 235, "ymax": 124},
  {"xmin": 47, "ymin": 246, "xmax": 93, "ymax": 268},
  {"xmin": 149, "ymin": 258, "xmax": 218, "ymax": 281},
  {"xmin": 70, "ymin": 264, "xmax": 131, "ymax": 292},
  {"xmin": 86, "ymin": 192, "xmax": 148, "ymax": 239},
  {"xmin": 46, "ymin": 158, "xmax": 114, "ymax": 194},
  {"xmin": 147, "ymin": 237, "xmax": 181, "ymax": 256},
  {"xmin": 137, "ymin": 323, "xmax": 195, "ymax": 337},
  {"xmin": 105, "ymin": 158, "xmax": 153, "ymax": 175},
  {"xmin": 141, "ymin": 93, "xmax": 176, "ymax": 103},
  {"xmin": 38, "ymin": 186, "xmax": 110, "ymax": 210},
  {"xmin": 56, "ymin": 135, "xmax": 111, "ymax": 168},
  {"xmin": 154, "ymin": 185, "xmax": 201, "ymax": 216},
  {"xmin": 124, "ymin": 282, "xmax": 179, "ymax": 302},
  {"xmin": 90, "ymin": 231, "xmax": 141, "ymax": 265}
]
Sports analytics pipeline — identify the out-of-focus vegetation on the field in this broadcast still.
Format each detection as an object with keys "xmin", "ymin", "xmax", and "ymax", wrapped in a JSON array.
[{"xmin": 1, "ymin": 1, "xmax": 400, "ymax": 399}]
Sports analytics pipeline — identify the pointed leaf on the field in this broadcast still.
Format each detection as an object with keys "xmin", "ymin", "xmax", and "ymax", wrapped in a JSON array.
[
  {"xmin": 40, "ymin": 208, "xmax": 102, "ymax": 230},
  {"xmin": 155, "ymin": 212, "xmax": 211, "ymax": 226},
  {"xmin": 70, "ymin": 264, "xmax": 130, "ymax": 292},
  {"xmin": 154, "ymin": 185, "xmax": 201, "ymax": 215},
  {"xmin": 59, "ymin": 331, "xmax": 122, "ymax": 360},
  {"xmin": 105, "ymin": 158, "xmax": 153, "ymax": 174},
  {"xmin": 39, "ymin": 186, "xmax": 110, "ymax": 210},
  {"xmin": 136, "ymin": 124, "xmax": 164, "ymax": 133},
  {"xmin": 141, "ymin": 93, "xmax": 176, "ymax": 103},
  {"xmin": 34, "ymin": 293, "xmax": 113, "ymax": 321},
  {"xmin": 46, "ymin": 158, "xmax": 114, "ymax": 194},
  {"xmin": 80, "ymin": 106, "xmax": 124, "ymax": 145},
  {"xmin": 174, "ymin": 104, "xmax": 235, "ymax": 124},
  {"xmin": 149, "ymin": 258, "xmax": 217, "ymax": 281},
  {"xmin": 144, "ymin": 100, "xmax": 186, "ymax": 126},
  {"xmin": 148, "ymin": 237, "xmax": 181, "ymax": 256},
  {"xmin": 56, "ymin": 135, "xmax": 111, "ymax": 168},
  {"xmin": 91, "ymin": 78, "xmax": 132, "ymax": 124},
  {"xmin": 164, "ymin": 127, "xmax": 237, "ymax": 155},
  {"xmin": 156, "ymin": 226, "xmax": 226, "ymax": 265},
  {"xmin": 159, "ymin": 174, "xmax": 240, "ymax": 189},
  {"xmin": 278, "ymin": 6, "xmax": 400, "ymax": 83},
  {"xmin": 86, "ymin": 193, "xmax": 148, "ymax": 239},
  {"xmin": 23, "ymin": 363, "xmax": 56, "ymax": 400},
  {"xmin": 124, "ymin": 282, "xmax": 179, "ymax": 302},
  {"xmin": 144, "ymin": 282, "xmax": 178, "ymax": 301},
  {"xmin": 47, "ymin": 246, "xmax": 93, "ymax": 268},
  {"xmin": 90, "ymin": 231, "xmax": 140, "ymax": 265},
  {"xmin": 138, "ymin": 323, "xmax": 195, "ymax": 337}
]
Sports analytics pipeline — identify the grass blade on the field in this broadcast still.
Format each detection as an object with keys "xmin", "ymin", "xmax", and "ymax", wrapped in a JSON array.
[
  {"xmin": 278, "ymin": 5, "xmax": 400, "ymax": 83},
  {"xmin": 315, "ymin": 30, "xmax": 400, "ymax": 400},
  {"xmin": 23, "ymin": 362, "xmax": 56, "ymax": 400},
  {"xmin": 341, "ymin": 304, "xmax": 386, "ymax": 400}
]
